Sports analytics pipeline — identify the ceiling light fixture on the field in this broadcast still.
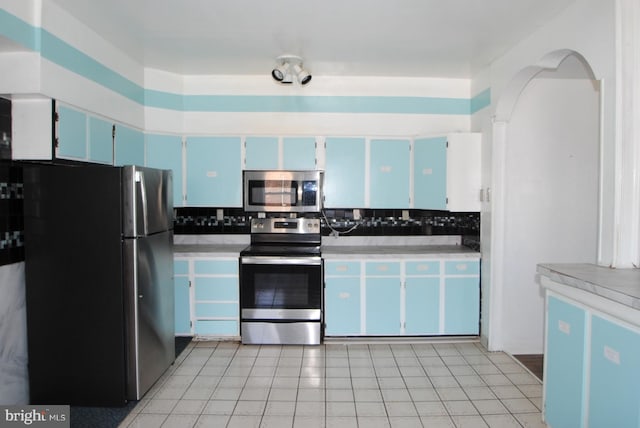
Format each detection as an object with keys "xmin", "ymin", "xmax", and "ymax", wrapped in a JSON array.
[{"xmin": 272, "ymin": 55, "xmax": 312, "ymax": 86}]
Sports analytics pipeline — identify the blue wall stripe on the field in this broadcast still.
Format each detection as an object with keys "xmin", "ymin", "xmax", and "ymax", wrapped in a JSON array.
[
  {"xmin": 0, "ymin": 9, "xmax": 40, "ymax": 51},
  {"xmin": 40, "ymin": 29, "xmax": 145, "ymax": 104},
  {"xmin": 471, "ymin": 88, "xmax": 491, "ymax": 113},
  {"xmin": 0, "ymin": 7, "xmax": 490, "ymax": 115},
  {"xmin": 183, "ymin": 94, "xmax": 471, "ymax": 114}
]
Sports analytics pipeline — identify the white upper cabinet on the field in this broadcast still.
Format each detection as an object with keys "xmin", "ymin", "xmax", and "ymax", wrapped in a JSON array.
[{"xmin": 446, "ymin": 133, "xmax": 481, "ymax": 212}]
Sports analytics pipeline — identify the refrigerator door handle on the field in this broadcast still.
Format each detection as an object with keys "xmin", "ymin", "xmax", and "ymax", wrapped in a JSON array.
[{"xmin": 136, "ymin": 170, "xmax": 149, "ymax": 236}]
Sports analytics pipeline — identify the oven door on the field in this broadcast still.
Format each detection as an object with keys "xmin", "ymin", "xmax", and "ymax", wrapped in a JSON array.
[{"xmin": 240, "ymin": 256, "xmax": 322, "ymax": 321}]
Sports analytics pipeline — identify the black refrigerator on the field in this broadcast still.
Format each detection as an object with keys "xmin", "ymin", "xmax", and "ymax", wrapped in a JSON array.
[{"xmin": 23, "ymin": 164, "xmax": 175, "ymax": 406}]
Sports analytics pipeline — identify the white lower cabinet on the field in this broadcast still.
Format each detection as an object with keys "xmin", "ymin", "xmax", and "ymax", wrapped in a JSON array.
[
  {"xmin": 324, "ymin": 257, "xmax": 480, "ymax": 337},
  {"xmin": 173, "ymin": 256, "xmax": 240, "ymax": 338}
]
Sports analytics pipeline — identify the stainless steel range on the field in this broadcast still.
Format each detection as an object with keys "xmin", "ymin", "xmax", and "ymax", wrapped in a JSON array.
[{"xmin": 239, "ymin": 217, "xmax": 323, "ymax": 345}]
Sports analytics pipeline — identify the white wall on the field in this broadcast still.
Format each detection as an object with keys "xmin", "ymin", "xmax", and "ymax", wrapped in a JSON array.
[
  {"xmin": 474, "ymin": 0, "xmax": 616, "ymax": 352},
  {"xmin": 501, "ymin": 77, "xmax": 599, "ymax": 353}
]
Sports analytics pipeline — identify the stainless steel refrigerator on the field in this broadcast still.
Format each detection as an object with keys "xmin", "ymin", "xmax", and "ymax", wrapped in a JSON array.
[{"xmin": 23, "ymin": 164, "xmax": 175, "ymax": 406}]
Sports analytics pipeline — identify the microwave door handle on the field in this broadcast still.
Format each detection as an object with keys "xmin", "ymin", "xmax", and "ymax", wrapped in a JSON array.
[{"xmin": 136, "ymin": 170, "xmax": 149, "ymax": 236}]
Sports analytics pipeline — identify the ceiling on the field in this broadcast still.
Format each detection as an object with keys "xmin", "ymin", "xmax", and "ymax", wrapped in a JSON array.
[{"xmin": 44, "ymin": 0, "xmax": 575, "ymax": 78}]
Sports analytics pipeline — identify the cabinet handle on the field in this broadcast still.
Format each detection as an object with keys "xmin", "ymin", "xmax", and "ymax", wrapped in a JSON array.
[
  {"xmin": 338, "ymin": 292, "xmax": 351, "ymax": 299},
  {"xmin": 376, "ymin": 265, "xmax": 389, "ymax": 272},
  {"xmin": 456, "ymin": 263, "xmax": 468, "ymax": 271},
  {"xmin": 336, "ymin": 265, "xmax": 348, "ymax": 272},
  {"xmin": 417, "ymin": 264, "xmax": 430, "ymax": 271},
  {"xmin": 380, "ymin": 165, "xmax": 392, "ymax": 173}
]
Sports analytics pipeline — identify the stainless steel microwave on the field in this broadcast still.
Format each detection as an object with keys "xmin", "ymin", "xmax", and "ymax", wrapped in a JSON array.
[{"xmin": 243, "ymin": 170, "xmax": 323, "ymax": 213}]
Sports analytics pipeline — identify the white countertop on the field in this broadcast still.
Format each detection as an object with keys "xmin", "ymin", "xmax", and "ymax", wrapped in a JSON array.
[
  {"xmin": 173, "ymin": 234, "xmax": 480, "ymax": 258},
  {"xmin": 174, "ymin": 235, "xmax": 249, "ymax": 257},
  {"xmin": 537, "ymin": 263, "xmax": 640, "ymax": 310}
]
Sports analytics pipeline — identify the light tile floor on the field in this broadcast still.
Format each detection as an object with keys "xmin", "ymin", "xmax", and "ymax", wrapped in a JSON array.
[{"xmin": 119, "ymin": 341, "xmax": 548, "ymax": 428}]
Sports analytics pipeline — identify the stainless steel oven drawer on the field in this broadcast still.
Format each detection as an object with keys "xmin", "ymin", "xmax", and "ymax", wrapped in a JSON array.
[
  {"xmin": 241, "ymin": 321, "xmax": 321, "ymax": 345},
  {"xmin": 242, "ymin": 308, "xmax": 321, "ymax": 320}
]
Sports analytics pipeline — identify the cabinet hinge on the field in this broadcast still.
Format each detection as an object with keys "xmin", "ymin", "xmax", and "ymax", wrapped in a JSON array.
[
  {"xmin": 446, "ymin": 141, "xmax": 449, "ymax": 148},
  {"xmin": 189, "ymin": 280, "xmax": 192, "ymax": 288},
  {"xmin": 112, "ymin": 124, "xmax": 116, "ymax": 139},
  {"xmin": 53, "ymin": 111, "xmax": 59, "ymax": 122},
  {"xmin": 190, "ymin": 321, "xmax": 193, "ymax": 328}
]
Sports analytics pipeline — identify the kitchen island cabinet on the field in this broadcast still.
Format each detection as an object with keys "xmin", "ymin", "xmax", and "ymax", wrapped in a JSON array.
[{"xmin": 538, "ymin": 264, "xmax": 640, "ymax": 428}]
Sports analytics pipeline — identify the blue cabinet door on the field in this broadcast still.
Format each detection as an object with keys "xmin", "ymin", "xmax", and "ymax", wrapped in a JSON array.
[
  {"xmin": 405, "ymin": 277, "xmax": 440, "ymax": 335},
  {"xmin": 545, "ymin": 296, "xmax": 587, "ymax": 428},
  {"xmin": 174, "ymin": 276, "xmax": 191, "ymax": 335},
  {"xmin": 365, "ymin": 277, "xmax": 401, "ymax": 335},
  {"xmin": 114, "ymin": 124, "xmax": 145, "ymax": 167},
  {"xmin": 245, "ymin": 136, "xmax": 279, "ymax": 170},
  {"xmin": 283, "ymin": 137, "xmax": 316, "ymax": 170},
  {"xmin": 146, "ymin": 133, "xmax": 183, "ymax": 207},
  {"xmin": 57, "ymin": 105, "xmax": 87, "ymax": 160},
  {"xmin": 88, "ymin": 116, "xmax": 113, "ymax": 164},
  {"xmin": 370, "ymin": 139, "xmax": 410, "ymax": 208},
  {"xmin": 186, "ymin": 136, "xmax": 242, "ymax": 206},
  {"xmin": 414, "ymin": 137, "xmax": 447, "ymax": 210},
  {"xmin": 325, "ymin": 277, "xmax": 361, "ymax": 336},
  {"xmin": 589, "ymin": 315, "xmax": 640, "ymax": 428},
  {"xmin": 443, "ymin": 277, "xmax": 479, "ymax": 335},
  {"xmin": 324, "ymin": 137, "xmax": 366, "ymax": 208}
]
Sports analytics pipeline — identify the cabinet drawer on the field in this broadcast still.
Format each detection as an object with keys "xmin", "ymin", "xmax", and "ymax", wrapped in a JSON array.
[
  {"xmin": 174, "ymin": 260, "xmax": 189, "ymax": 275},
  {"xmin": 445, "ymin": 260, "xmax": 479, "ymax": 275},
  {"xmin": 194, "ymin": 320, "xmax": 238, "ymax": 336},
  {"xmin": 366, "ymin": 261, "xmax": 401, "ymax": 276},
  {"xmin": 325, "ymin": 261, "xmax": 361, "ymax": 276},
  {"xmin": 405, "ymin": 261, "xmax": 440, "ymax": 276},
  {"xmin": 194, "ymin": 259, "xmax": 239, "ymax": 275},
  {"xmin": 195, "ymin": 302, "xmax": 238, "ymax": 318},
  {"xmin": 194, "ymin": 277, "xmax": 239, "ymax": 301}
]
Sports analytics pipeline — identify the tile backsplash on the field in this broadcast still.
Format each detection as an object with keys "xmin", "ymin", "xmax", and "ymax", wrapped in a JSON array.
[
  {"xmin": 0, "ymin": 162, "xmax": 24, "ymax": 266},
  {"xmin": 174, "ymin": 207, "xmax": 480, "ymax": 248}
]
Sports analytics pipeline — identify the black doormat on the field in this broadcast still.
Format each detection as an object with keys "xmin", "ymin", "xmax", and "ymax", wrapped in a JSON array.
[{"xmin": 70, "ymin": 336, "xmax": 193, "ymax": 428}]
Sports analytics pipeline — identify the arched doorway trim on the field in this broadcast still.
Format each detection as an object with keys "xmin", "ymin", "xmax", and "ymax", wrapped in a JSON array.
[{"xmin": 494, "ymin": 49, "xmax": 595, "ymax": 123}]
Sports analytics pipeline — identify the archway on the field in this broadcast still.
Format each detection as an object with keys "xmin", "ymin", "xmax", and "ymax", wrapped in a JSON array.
[{"xmin": 486, "ymin": 50, "xmax": 600, "ymax": 355}]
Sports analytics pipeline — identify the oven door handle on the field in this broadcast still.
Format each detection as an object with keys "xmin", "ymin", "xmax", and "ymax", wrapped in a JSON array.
[{"xmin": 241, "ymin": 256, "xmax": 322, "ymax": 266}]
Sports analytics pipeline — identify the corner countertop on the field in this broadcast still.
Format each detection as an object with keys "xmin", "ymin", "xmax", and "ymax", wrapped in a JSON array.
[{"xmin": 537, "ymin": 263, "xmax": 640, "ymax": 310}]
